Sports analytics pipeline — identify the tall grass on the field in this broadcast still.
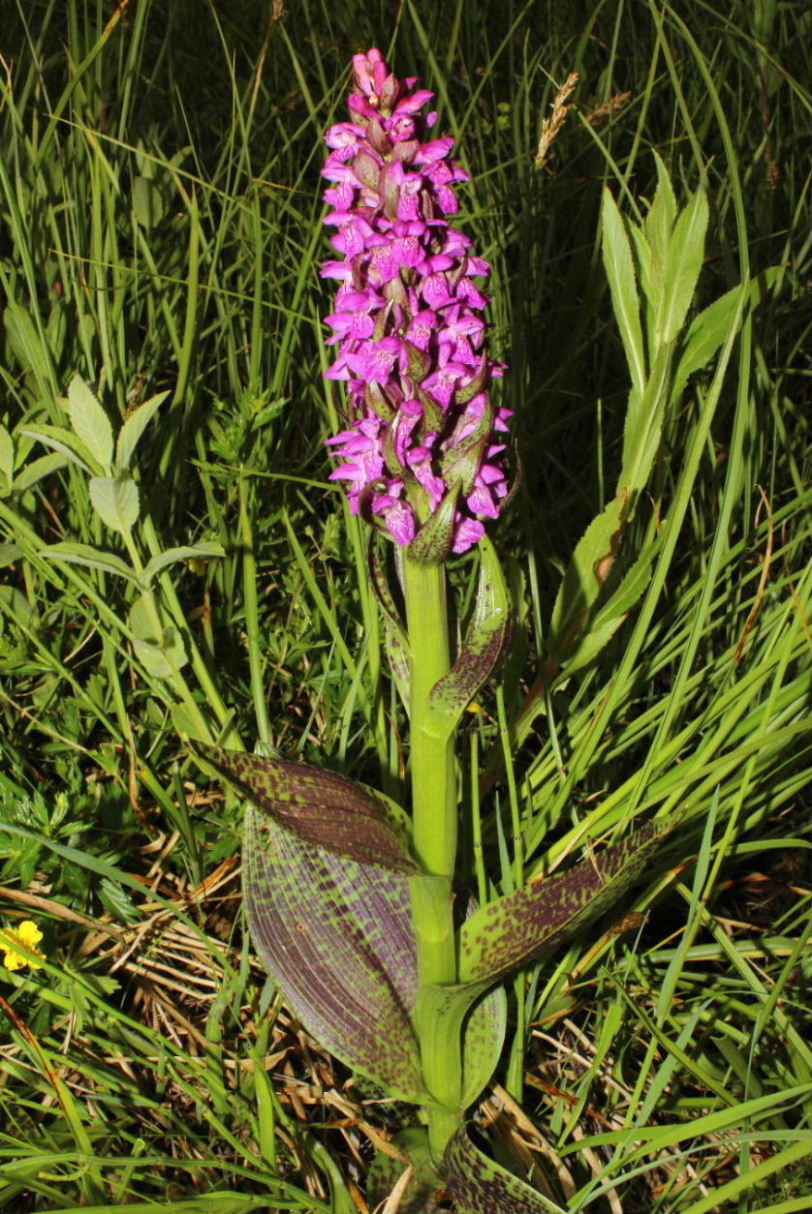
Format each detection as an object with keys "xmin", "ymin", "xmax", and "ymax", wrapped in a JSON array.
[{"xmin": 0, "ymin": 1, "xmax": 809, "ymax": 1211}]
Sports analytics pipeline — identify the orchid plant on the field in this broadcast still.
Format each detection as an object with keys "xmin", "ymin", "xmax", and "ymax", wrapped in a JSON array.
[{"xmin": 195, "ymin": 47, "xmax": 728, "ymax": 1212}]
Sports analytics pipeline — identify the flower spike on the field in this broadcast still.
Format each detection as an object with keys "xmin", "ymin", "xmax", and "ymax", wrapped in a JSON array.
[{"xmin": 321, "ymin": 48, "xmax": 511, "ymax": 556}]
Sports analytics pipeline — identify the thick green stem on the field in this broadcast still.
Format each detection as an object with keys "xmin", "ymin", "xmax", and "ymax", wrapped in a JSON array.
[{"xmin": 403, "ymin": 554, "xmax": 461, "ymax": 1160}]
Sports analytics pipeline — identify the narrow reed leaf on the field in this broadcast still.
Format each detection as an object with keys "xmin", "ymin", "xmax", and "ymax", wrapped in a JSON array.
[
  {"xmin": 200, "ymin": 746, "xmax": 417, "ymax": 873},
  {"xmin": 244, "ymin": 805, "xmax": 424, "ymax": 1101},
  {"xmin": 459, "ymin": 818, "xmax": 675, "ymax": 984}
]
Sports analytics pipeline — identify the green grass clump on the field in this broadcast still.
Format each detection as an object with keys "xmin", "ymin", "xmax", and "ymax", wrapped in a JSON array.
[{"xmin": 1, "ymin": 1, "xmax": 809, "ymax": 1211}]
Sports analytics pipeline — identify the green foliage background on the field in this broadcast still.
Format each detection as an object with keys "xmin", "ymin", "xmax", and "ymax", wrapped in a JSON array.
[{"xmin": 0, "ymin": 1, "xmax": 809, "ymax": 1211}]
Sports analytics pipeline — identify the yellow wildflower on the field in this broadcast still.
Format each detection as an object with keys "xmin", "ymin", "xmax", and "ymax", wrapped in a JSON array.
[{"xmin": 0, "ymin": 919, "xmax": 45, "ymax": 971}]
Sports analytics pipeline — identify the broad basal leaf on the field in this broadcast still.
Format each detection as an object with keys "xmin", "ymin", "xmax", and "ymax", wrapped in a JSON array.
[
  {"xmin": 429, "ymin": 536, "xmax": 511, "ymax": 733},
  {"xmin": 201, "ymin": 746, "xmax": 417, "ymax": 874},
  {"xmin": 244, "ymin": 805, "xmax": 424, "ymax": 1101},
  {"xmin": 444, "ymin": 1124, "xmax": 559, "ymax": 1213},
  {"xmin": 459, "ymin": 818, "xmax": 674, "ymax": 984}
]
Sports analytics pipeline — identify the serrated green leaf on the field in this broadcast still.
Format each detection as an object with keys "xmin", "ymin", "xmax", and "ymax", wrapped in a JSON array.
[
  {"xmin": 428, "ymin": 536, "xmax": 511, "ymax": 733},
  {"xmin": 244, "ymin": 805, "xmax": 424, "ymax": 1101},
  {"xmin": 642, "ymin": 151, "xmax": 678, "ymax": 307},
  {"xmin": 89, "ymin": 475, "xmax": 140, "ymax": 534},
  {"xmin": 12, "ymin": 452, "xmax": 69, "ymax": 495},
  {"xmin": 20, "ymin": 423, "xmax": 97, "ymax": 473},
  {"xmin": 115, "ymin": 391, "xmax": 170, "ymax": 471},
  {"xmin": 67, "ymin": 375, "xmax": 114, "ymax": 472},
  {"xmin": 671, "ymin": 268, "xmax": 780, "ymax": 404},
  {"xmin": 548, "ymin": 495, "xmax": 625, "ymax": 664},
  {"xmin": 444, "ymin": 1124, "xmax": 561, "ymax": 1213},
  {"xmin": 40, "ymin": 541, "xmax": 138, "ymax": 583},
  {"xmin": 199, "ymin": 745, "xmax": 417, "ymax": 874},
  {"xmin": 557, "ymin": 532, "xmax": 661, "ymax": 678},
  {"xmin": 128, "ymin": 593, "xmax": 187, "ymax": 677},
  {"xmin": 459, "ymin": 817, "xmax": 676, "ymax": 984},
  {"xmin": 601, "ymin": 188, "xmax": 646, "ymax": 395},
  {"xmin": 658, "ymin": 186, "xmax": 709, "ymax": 345},
  {"xmin": 142, "ymin": 541, "xmax": 225, "ymax": 584}
]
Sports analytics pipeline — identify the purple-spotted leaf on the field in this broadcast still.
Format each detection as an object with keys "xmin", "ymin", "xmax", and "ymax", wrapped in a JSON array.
[
  {"xmin": 244, "ymin": 804, "xmax": 424, "ymax": 1100},
  {"xmin": 461, "ymin": 982, "xmax": 507, "ymax": 1109},
  {"xmin": 444, "ymin": 1124, "xmax": 554, "ymax": 1213},
  {"xmin": 200, "ymin": 745, "xmax": 417, "ymax": 874},
  {"xmin": 408, "ymin": 481, "xmax": 461, "ymax": 565},
  {"xmin": 429, "ymin": 536, "xmax": 511, "ymax": 732},
  {"xmin": 460, "ymin": 818, "xmax": 674, "ymax": 984},
  {"xmin": 369, "ymin": 538, "xmax": 411, "ymax": 712}
]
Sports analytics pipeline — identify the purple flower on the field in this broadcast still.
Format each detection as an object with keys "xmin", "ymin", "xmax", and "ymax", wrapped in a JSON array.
[{"xmin": 321, "ymin": 48, "xmax": 511, "ymax": 556}]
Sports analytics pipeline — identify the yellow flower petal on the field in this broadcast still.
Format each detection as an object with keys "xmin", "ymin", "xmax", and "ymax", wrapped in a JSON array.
[{"xmin": 1, "ymin": 920, "xmax": 45, "ymax": 971}]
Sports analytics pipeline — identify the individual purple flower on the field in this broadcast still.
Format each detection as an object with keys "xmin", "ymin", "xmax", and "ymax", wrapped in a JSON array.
[{"xmin": 320, "ymin": 48, "xmax": 511, "ymax": 557}]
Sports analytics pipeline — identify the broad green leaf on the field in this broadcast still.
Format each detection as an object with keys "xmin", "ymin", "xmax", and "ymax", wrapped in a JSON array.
[
  {"xmin": 128, "ymin": 593, "xmax": 187, "ymax": 677},
  {"xmin": 366, "ymin": 1128, "xmax": 443, "ymax": 1213},
  {"xmin": 132, "ymin": 175, "xmax": 166, "ymax": 228},
  {"xmin": 548, "ymin": 495, "xmax": 625, "ymax": 664},
  {"xmin": 4, "ymin": 303, "xmax": 52, "ymax": 395},
  {"xmin": 0, "ymin": 543, "xmax": 22, "ymax": 567},
  {"xmin": 429, "ymin": 536, "xmax": 511, "ymax": 733},
  {"xmin": 20, "ymin": 423, "xmax": 98, "ymax": 473},
  {"xmin": 601, "ymin": 188, "xmax": 646, "ymax": 395},
  {"xmin": 12, "ymin": 452, "xmax": 69, "ymax": 495},
  {"xmin": 115, "ymin": 390, "xmax": 170, "ymax": 471},
  {"xmin": 459, "ymin": 817, "xmax": 675, "ymax": 984},
  {"xmin": 658, "ymin": 186, "xmax": 709, "ymax": 345},
  {"xmin": 142, "ymin": 541, "xmax": 225, "ymax": 584},
  {"xmin": 444, "ymin": 1124, "xmax": 561, "ymax": 1213},
  {"xmin": 244, "ymin": 804, "xmax": 424, "ymax": 1101},
  {"xmin": 199, "ymin": 745, "xmax": 417, "ymax": 874},
  {"xmin": 67, "ymin": 375, "xmax": 114, "ymax": 473},
  {"xmin": 40, "ymin": 541, "xmax": 138, "ymax": 583},
  {"xmin": 89, "ymin": 475, "xmax": 140, "ymax": 534}
]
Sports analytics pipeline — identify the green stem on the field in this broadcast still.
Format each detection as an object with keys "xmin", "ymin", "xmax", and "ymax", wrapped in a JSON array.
[{"xmin": 403, "ymin": 553, "xmax": 461, "ymax": 1160}]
